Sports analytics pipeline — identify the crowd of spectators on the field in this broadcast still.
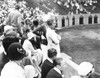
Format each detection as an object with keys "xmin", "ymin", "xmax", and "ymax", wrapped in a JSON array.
[
  {"xmin": 0, "ymin": 0, "xmax": 99, "ymax": 78},
  {"xmin": 0, "ymin": 0, "xmax": 98, "ymax": 28},
  {"xmin": 54, "ymin": 0, "xmax": 98, "ymax": 14},
  {"xmin": 39, "ymin": 0, "xmax": 98, "ymax": 14}
]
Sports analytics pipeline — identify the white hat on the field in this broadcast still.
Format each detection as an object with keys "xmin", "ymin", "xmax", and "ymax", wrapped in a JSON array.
[
  {"xmin": 77, "ymin": 62, "xmax": 93, "ymax": 76},
  {"xmin": 4, "ymin": 25, "xmax": 14, "ymax": 33},
  {"xmin": 27, "ymin": 32, "xmax": 36, "ymax": 39}
]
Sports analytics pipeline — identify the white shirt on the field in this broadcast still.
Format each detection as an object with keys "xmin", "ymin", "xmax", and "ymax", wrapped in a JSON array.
[
  {"xmin": 23, "ymin": 39, "xmax": 36, "ymax": 57},
  {"xmin": 1, "ymin": 61, "xmax": 26, "ymax": 78},
  {"xmin": 46, "ymin": 27, "xmax": 61, "ymax": 57},
  {"xmin": 47, "ymin": 58, "xmax": 53, "ymax": 63},
  {"xmin": 54, "ymin": 67, "xmax": 64, "ymax": 78},
  {"xmin": 53, "ymin": 67, "xmax": 61, "ymax": 75},
  {"xmin": 46, "ymin": 27, "xmax": 61, "ymax": 47},
  {"xmin": 25, "ymin": 65, "xmax": 38, "ymax": 78}
]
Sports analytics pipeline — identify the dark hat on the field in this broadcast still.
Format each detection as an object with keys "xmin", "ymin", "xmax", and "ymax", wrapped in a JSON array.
[
  {"xmin": 2, "ymin": 36, "xmax": 19, "ymax": 52},
  {"xmin": 7, "ymin": 42, "xmax": 27, "ymax": 61}
]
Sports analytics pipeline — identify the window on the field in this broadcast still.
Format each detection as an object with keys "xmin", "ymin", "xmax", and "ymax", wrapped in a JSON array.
[
  {"xmin": 72, "ymin": 16, "xmax": 75, "ymax": 25},
  {"xmin": 79, "ymin": 16, "xmax": 84, "ymax": 24},
  {"xmin": 94, "ymin": 15, "xmax": 98, "ymax": 24},
  {"xmin": 88, "ymin": 16, "xmax": 92, "ymax": 24},
  {"xmin": 62, "ymin": 17, "xmax": 65, "ymax": 27}
]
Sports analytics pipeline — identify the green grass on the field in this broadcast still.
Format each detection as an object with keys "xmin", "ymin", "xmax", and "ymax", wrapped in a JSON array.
[{"xmin": 58, "ymin": 25, "xmax": 100, "ymax": 73}]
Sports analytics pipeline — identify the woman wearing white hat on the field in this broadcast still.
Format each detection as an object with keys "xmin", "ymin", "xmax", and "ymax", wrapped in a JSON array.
[
  {"xmin": 71, "ymin": 61, "xmax": 100, "ymax": 78},
  {"xmin": 78, "ymin": 61, "xmax": 95, "ymax": 77},
  {"xmin": 76, "ymin": 61, "xmax": 100, "ymax": 78}
]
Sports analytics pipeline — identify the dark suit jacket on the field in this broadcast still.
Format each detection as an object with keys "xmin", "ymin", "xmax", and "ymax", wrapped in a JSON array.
[
  {"xmin": 46, "ymin": 68, "xmax": 62, "ymax": 78},
  {"xmin": 88, "ymin": 72, "xmax": 100, "ymax": 78},
  {"xmin": 41, "ymin": 59, "xmax": 54, "ymax": 78}
]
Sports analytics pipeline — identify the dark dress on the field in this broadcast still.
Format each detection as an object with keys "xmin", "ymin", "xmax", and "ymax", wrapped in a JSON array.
[
  {"xmin": 46, "ymin": 68, "xmax": 62, "ymax": 78},
  {"xmin": 41, "ymin": 59, "xmax": 54, "ymax": 78}
]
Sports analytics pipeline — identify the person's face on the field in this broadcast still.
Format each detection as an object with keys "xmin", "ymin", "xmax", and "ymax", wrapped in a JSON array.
[
  {"xmin": 60, "ymin": 59, "xmax": 66, "ymax": 70},
  {"xmin": 52, "ymin": 21, "xmax": 57, "ymax": 29},
  {"xmin": 50, "ymin": 24, "xmax": 56, "ymax": 30},
  {"xmin": 57, "ymin": 59, "xmax": 64, "ymax": 71},
  {"xmin": 53, "ymin": 20, "xmax": 56, "ymax": 27},
  {"xmin": 52, "ymin": 55, "xmax": 57, "ymax": 60}
]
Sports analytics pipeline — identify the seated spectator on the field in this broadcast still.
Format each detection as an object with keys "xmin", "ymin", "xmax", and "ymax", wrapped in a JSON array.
[
  {"xmin": 0, "ymin": 42, "xmax": 27, "ymax": 78},
  {"xmin": 76, "ymin": 61, "xmax": 100, "ymax": 78},
  {"xmin": 41, "ymin": 48, "xmax": 57, "ymax": 78},
  {"xmin": 46, "ymin": 57, "xmax": 64, "ymax": 78},
  {"xmin": 22, "ymin": 31, "xmax": 43, "ymax": 66},
  {"xmin": 22, "ymin": 57, "xmax": 39, "ymax": 78},
  {"xmin": 0, "ymin": 36, "xmax": 19, "ymax": 75}
]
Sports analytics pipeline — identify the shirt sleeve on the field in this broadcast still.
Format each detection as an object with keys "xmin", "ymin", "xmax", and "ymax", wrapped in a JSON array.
[
  {"xmin": 23, "ymin": 40, "xmax": 37, "ymax": 57},
  {"xmin": 49, "ymin": 30, "xmax": 61, "ymax": 45}
]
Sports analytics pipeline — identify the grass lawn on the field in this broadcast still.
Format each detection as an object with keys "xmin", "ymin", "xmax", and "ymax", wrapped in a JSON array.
[{"xmin": 57, "ymin": 24, "xmax": 100, "ymax": 73}]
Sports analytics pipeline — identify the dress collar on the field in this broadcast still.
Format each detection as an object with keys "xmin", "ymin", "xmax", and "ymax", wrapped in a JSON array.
[{"xmin": 53, "ymin": 67, "xmax": 61, "ymax": 74}]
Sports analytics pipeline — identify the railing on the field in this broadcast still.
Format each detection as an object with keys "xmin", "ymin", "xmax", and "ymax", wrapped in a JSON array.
[{"xmin": 61, "ymin": 53, "xmax": 79, "ymax": 78}]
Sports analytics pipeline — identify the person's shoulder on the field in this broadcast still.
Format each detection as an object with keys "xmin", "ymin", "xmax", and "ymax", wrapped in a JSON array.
[
  {"xmin": 48, "ymin": 68, "xmax": 55, "ymax": 74},
  {"xmin": 42, "ymin": 59, "xmax": 48, "ymax": 65},
  {"xmin": 89, "ymin": 72, "xmax": 100, "ymax": 78},
  {"xmin": 42, "ymin": 59, "xmax": 53, "ymax": 67}
]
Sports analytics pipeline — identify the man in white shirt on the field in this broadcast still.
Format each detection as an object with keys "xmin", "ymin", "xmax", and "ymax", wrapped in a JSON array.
[{"xmin": 46, "ymin": 18, "xmax": 61, "ymax": 57}]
